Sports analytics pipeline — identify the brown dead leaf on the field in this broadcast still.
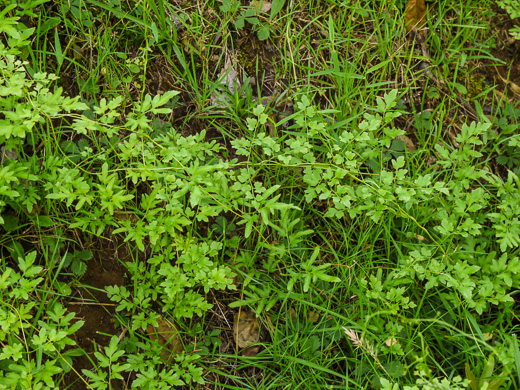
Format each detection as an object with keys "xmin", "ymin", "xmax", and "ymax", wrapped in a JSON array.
[
  {"xmin": 396, "ymin": 135, "xmax": 416, "ymax": 152},
  {"xmin": 0, "ymin": 146, "xmax": 18, "ymax": 162},
  {"xmin": 427, "ymin": 155, "xmax": 437, "ymax": 168},
  {"xmin": 251, "ymin": 0, "xmax": 271, "ymax": 13},
  {"xmin": 211, "ymin": 56, "xmax": 240, "ymax": 107},
  {"xmin": 404, "ymin": 0, "xmax": 427, "ymax": 33},
  {"xmin": 307, "ymin": 311, "xmax": 319, "ymax": 323},
  {"xmin": 482, "ymin": 332, "xmax": 493, "ymax": 341},
  {"xmin": 242, "ymin": 346, "xmax": 261, "ymax": 357},
  {"xmin": 233, "ymin": 311, "xmax": 259, "ymax": 354},
  {"xmin": 385, "ymin": 338, "xmax": 398, "ymax": 347},
  {"xmin": 146, "ymin": 316, "xmax": 183, "ymax": 361},
  {"xmin": 510, "ymin": 81, "xmax": 520, "ymax": 95}
]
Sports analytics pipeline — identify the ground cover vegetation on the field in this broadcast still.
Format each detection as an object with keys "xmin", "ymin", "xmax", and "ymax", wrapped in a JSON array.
[{"xmin": 1, "ymin": 0, "xmax": 520, "ymax": 388}]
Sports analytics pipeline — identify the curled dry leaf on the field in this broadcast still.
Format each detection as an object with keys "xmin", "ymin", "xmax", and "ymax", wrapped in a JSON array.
[
  {"xmin": 404, "ymin": 0, "xmax": 427, "ymax": 33},
  {"xmin": 146, "ymin": 316, "xmax": 184, "ymax": 361},
  {"xmin": 233, "ymin": 311, "xmax": 260, "ymax": 356}
]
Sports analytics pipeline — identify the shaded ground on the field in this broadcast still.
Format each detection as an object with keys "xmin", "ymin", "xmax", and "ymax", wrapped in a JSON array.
[
  {"xmin": 490, "ymin": 9, "xmax": 520, "ymax": 89},
  {"xmin": 62, "ymin": 239, "xmax": 128, "ymax": 390}
]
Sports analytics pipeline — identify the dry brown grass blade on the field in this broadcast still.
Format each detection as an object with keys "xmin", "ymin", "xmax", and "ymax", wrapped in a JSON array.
[{"xmin": 404, "ymin": 0, "xmax": 427, "ymax": 33}]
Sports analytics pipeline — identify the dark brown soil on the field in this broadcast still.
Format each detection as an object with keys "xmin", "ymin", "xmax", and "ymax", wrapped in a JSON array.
[
  {"xmin": 61, "ymin": 238, "xmax": 128, "ymax": 390},
  {"xmin": 483, "ymin": 8, "xmax": 520, "ymax": 99}
]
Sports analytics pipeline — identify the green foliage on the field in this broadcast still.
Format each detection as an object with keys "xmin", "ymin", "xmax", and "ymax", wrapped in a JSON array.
[
  {"xmin": 465, "ymin": 355, "xmax": 508, "ymax": 390},
  {"xmin": 219, "ymin": 0, "xmax": 283, "ymax": 41},
  {"xmin": 0, "ymin": 4, "xmax": 37, "ymax": 56},
  {"xmin": 0, "ymin": 55, "xmax": 87, "ymax": 144},
  {"xmin": 286, "ymin": 247, "xmax": 341, "ymax": 293},
  {"xmin": 0, "ymin": 14, "xmax": 235, "ymax": 387},
  {"xmin": 0, "ymin": 251, "xmax": 84, "ymax": 389},
  {"xmin": 60, "ymin": 249, "xmax": 92, "ymax": 276},
  {"xmin": 1, "ymin": 1, "xmax": 518, "ymax": 389},
  {"xmin": 381, "ymin": 372, "xmax": 469, "ymax": 390},
  {"xmin": 497, "ymin": 0, "xmax": 520, "ymax": 38},
  {"xmin": 227, "ymin": 90, "xmax": 519, "ymax": 385}
]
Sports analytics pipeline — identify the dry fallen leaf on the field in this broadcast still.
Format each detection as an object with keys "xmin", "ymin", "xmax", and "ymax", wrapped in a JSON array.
[
  {"xmin": 0, "ymin": 146, "xmax": 18, "ymax": 162},
  {"xmin": 307, "ymin": 311, "xmax": 319, "ymax": 323},
  {"xmin": 146, "ymin": 316, "xmax": 183, "ymax": 361},
  {"xmin": 396, "ymin": 135, "xmax": 416, "ymax": 152},
  {"xmin": 242, "ymin": 345, "xmax": 261, "ymax": 357},
  {"xmin": 427, "ymin": 155, "xmax": 437, "ymax": 168},
  {"xmin": 404, "ymin": 0, "xmax": 427, "ymax": 33},
  {"xmin": 251, "ymin": 0, "xmax": 271, "ymax": 13},
  {"xmin": 210, "ymin": 57, "xmax": 240, "ymax": 107},
  {"xmin": 233, "ymin": 311, "xmax": 259, "ymax": 355},
  {"xmin": 385, "ymin": 338, "xmax": 398, "ymax": 347},
  {"xmin": 482, "ymin": 332, "xmax": 493, "ymax": 341},
  {"xmin": 510, "ymin": 81, "xmax": 520, "ymax": 95}
]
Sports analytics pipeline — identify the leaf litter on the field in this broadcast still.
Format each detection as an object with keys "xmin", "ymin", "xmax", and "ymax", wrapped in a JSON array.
[
  {"xmin": 210, "ymin": 55, "xmax": 241, "ymax": 107},
  {"xmin": 233, "ymin": 311, "xmax": 260, "ymax": 357},
  {"xmin": 404, "ymin": 0, "xmax": 427, "ymax": 33},
  {"xmin": 146, "ymin": 316, "xmax": 184, "ymax": 362},
  {"xmin": 251, "ymin": 0, "xmax": 271, "ymax": 14}
]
